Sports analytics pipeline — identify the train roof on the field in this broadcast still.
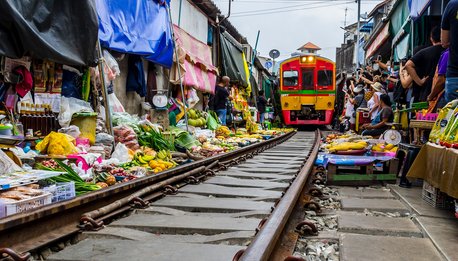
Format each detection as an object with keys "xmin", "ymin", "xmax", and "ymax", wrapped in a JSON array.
[{"xmin": 281, "ymin": 54, "xmax": 335, "ymax": 65}]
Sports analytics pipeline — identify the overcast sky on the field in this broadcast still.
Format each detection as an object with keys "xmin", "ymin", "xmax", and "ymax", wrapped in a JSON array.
[{"xmin": 214, "ymin": 0, "xmax": 379, "ymax": 62}]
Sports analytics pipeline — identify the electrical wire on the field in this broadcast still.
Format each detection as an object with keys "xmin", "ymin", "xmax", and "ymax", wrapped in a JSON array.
[{"xmin": 231, "ymin": 1, "xmax": 353, "ymax": 17}]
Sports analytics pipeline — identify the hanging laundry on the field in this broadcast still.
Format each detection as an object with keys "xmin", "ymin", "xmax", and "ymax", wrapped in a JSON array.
[{"xmin": 126, "ymin": 55, "xmax": 146, "ymax": 98}]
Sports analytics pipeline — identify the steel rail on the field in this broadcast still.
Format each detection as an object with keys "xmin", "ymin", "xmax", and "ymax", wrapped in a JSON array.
[
  {"xmin": 238, "ymin": 130, "xmax": 321, "ymax": 261},
  {"xmin": 0, "ymin": 130, "xmax": 296, "ymax": 257}
]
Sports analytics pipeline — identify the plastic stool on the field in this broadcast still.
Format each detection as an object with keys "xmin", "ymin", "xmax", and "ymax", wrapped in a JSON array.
[{"xmin": 396, "ymin": 143, "xmax": 422, "ymax": 188}]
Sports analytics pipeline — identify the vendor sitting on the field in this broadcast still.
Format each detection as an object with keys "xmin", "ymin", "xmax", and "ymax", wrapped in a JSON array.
[{"xmin": 361, "ymin": 94, "xmax": 394, "ymax": 137}]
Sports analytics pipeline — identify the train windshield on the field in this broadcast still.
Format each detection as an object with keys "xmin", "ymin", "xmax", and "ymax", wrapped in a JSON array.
[
  {"xmin": 318, "ymin": 70, "xmax": 333, "ymax": 87},
  {"xmin": 283, "ymin": 70, "xmax": 298, "ymax": 86},
  {"xmin": 301, "ymin": 69, "xmax": 314, "ymax": 90}
]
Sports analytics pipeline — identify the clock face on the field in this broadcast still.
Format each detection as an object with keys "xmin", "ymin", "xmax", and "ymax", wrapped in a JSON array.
[{"xmin": 152, "ymin": 95, "xmax": 168, "ymax": 108}]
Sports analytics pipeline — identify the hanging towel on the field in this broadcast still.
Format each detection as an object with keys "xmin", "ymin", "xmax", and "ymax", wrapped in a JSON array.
[{"xmin": 126, "ymin": 55, "xmax": 146, "ymax": 97}]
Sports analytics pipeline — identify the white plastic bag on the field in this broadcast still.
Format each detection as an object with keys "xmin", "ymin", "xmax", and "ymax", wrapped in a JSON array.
[
  {"xmin": 108, "ymin": 93, "xmax": 125, "ymax": 113},
  {"xmin": 58, "ymin": 125, "xmax": 81, "ymax": 138},
  {"xmin": 111, "ymin": 143, "xmax": 131, "ymax": 164},
  {"xmin": 58, "ymin": 96, "xmax": 94, "ymax": 127}
]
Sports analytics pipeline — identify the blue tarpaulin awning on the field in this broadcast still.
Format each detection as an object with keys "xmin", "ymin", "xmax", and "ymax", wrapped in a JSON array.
[{"xmin": 96, "ymin": 0, "xmax": 174, "ymax": 68}]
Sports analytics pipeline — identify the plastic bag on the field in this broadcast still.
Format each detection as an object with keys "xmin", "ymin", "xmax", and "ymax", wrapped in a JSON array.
[
  {"xmin": 111, "ymin": 143, "xmax": 130, "ymax": 164},
  {"xmin": 58, "ymin": 96, "xmax": 93, "ymax": 127},
  {"xmin": 113, "ymin": 125, "xmax": 140, "ymax": 151},
  {"xmin": 36, "ymin": 132, "xmax": 78, "ymax": 156},
  {"xmin": 95, "ymin": 133, "xmax": 114, "ymax": 146},
  {"xmin": 103, "ymin": 50, "xmax": 120, "ymax": 84},
  {"xmin": 58, "ymin": 125, "xmax": 81, "ymax": 138},
  {"xmin": 112, "ymin": 112, "xmax": 140, "ymax": 133},
  {"xmin": 108, "ymin": 93, "xmax": 125, "ymax": 113},
  {"xmin": 187, "ymin": 88, "xmax": 200, "ymax": 108}
]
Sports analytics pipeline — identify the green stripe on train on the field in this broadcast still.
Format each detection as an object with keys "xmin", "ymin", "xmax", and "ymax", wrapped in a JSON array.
[{"xmin": 280, "ymin": 90, "xmax": 336, "ymax": 95}]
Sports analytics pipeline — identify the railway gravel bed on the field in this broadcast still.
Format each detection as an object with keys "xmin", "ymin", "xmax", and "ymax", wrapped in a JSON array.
[
  {"xmin": 290, "ymin": 185, "xmax": 446, "ymax": 261},
  {"xmin": 47, "ymin": 132, "xmax": 317, "ymax": 261}
]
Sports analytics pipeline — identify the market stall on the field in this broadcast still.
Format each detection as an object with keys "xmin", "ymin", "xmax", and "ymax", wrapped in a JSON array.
[
  {"xmin": 0, "ymin": 0, "xmax": 284, "ymax": 219},
  {"xmin": 316, "ymin": 132, "xmax": 400, "ymax": 184},
  {"xmin": 406, "ymin": 99, "xmax": 458, "ymax": 214}
]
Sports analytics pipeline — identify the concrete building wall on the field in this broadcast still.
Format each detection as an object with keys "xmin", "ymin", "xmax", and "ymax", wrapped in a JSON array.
[
  {"xmin": 111, "ymin": 56, "xmax": 148, "ymax": 116},
  {"xmin": 170, "ymin": 0, "xmax": 209, "ymax": 43}
]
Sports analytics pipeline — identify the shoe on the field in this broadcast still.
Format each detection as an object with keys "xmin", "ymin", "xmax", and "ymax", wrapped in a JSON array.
[{"xmin": 399, "ymin": 177, "xmax": 412, "ymax": 188}]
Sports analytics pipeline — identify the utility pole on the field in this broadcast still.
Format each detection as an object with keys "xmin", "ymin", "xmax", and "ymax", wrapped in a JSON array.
[
  {"xmin": 355, "ymin": 0, "xmax": 361, "ymax": 74},
  {"xmin": 344, "ymin": 7, "xmax": 348, "ymax": 42}
]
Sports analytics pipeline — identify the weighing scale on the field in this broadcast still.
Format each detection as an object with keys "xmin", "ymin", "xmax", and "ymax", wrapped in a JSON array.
[{"xmin": 150, "ymin": 90, "xmax": 170, "ymax": 129}]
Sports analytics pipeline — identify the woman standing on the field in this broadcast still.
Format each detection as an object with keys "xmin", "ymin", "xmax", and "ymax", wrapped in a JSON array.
[{"xmin": 367, "ymin": 82, "xmax": 385, "ymax": 120}]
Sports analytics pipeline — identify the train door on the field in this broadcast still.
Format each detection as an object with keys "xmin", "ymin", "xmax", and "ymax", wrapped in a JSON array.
[{"xmin": 301, "ymin": 68, "xmax": 316, "ymax": 104}]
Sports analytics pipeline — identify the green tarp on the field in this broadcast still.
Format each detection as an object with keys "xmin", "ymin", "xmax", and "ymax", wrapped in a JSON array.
[
  {"xmin": 262, "ymin": 76, "xmax": 272, "ymax": 100},
  {"xmin": 389, "ymin": 0, "xmax": 410, "ymax": 36},
  {"xmin": 219, "ymin": 32, "xmax": 248, "ymax": 88}
]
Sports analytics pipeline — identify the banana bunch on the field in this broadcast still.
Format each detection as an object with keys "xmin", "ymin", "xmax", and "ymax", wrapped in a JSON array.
[
  {"xmin": 149, "ymin": 159, "xmax": 176, "ymax": 173},
  {"xmin": 156, "ymin": 149, "xmax": 171, "ymax": 160},
  {"xmin": 372, "ymin": 143, "xmax": 397, "ymax": 153},
  {"xmin": 141, "ymin": 146, "xmax": 157, "ymax": 157},
  {"xmin": 327, "ymin": 141, "xmax": 368, "ymax": 153},
  {"xmin": 216, "ymin": 126, "xmax": 231, "ymax": 137},
  {"xmin": 132, "ymin": 151, "xmax": 155, "ymax": 167}
]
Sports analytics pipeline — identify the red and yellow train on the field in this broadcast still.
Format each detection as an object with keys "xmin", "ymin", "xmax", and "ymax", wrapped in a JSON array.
[{"xmin": 279, "ymin": 54, "xmax": 336, "ymax": 125}]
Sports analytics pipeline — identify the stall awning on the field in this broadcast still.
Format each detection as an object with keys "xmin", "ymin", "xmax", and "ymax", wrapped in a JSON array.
[
  {"xmin": 393, "ymin": 34, "xmax": 410, "ymax": 61},
  {"xmin": 389, "ymin": 0, "xmax": 410, "ymax": 36},
  {"xmin": 365, "ymin": 23, "xmax": 390, "ymax": 59},
  {"xmin": 171, "ymin": 25, "xmax": 217, "ymax": 94},
  {"xmin": 0, "ymin": 1, "xmax": 98, "ymax": 66},
  {"xmin": 262, "ymin": 76, "xmax": 272, "ymax": 100},
  {"xmin": 220, "ymin": 32, "xmax": 249, "ymax": 88},
  {"xmin": 360, "ymin": 23, "xmax": 374, "ymax": 33},
  {"xmin": 408, "ymin": 0, "xmax": 433, "ymax": 21},
  {"xmin": 96, "ymin": 0, "xmax": 174, "ymax": 68}
]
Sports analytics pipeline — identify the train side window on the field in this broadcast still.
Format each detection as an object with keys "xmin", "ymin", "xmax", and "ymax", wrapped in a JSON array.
[
  {"xmin": 302, "ymin": 69, "xmax": 314, "ymax": 90},
  {"xmin": 318, "ymin": 70, "xmax": 333, "ymax": 86},
  {"xmin": 283, "ymin": 70, "xmax": 298, "ymax": 86}
]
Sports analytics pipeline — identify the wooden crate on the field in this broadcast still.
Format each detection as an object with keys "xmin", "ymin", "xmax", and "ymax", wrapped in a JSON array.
[{"xmin": 326, "ymin": 158, "xmax": 399, "ymax": 185}]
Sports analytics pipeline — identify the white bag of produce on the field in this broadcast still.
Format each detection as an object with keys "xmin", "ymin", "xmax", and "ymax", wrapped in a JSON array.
[{"xmin": 111, "ymin": 143, "xmax": 131, "ymax": 164}]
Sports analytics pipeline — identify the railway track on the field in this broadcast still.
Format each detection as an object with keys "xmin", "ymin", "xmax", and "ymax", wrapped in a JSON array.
[{"xmin": 0, "ymin": 130, "xmax": 321, "ymax": 261}]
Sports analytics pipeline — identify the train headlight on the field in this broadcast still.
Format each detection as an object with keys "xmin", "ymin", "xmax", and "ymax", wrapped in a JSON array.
[
  {"xmin": 327, "ymin": 102, "xmax": 332, "ymax": 108},
  {"xmin": 284, "ymin": 102, "xmax": 289, "ymax": 108},
  {"xmin": 300, "ymin": 56, "xmax": 315, "ymax": 63}
]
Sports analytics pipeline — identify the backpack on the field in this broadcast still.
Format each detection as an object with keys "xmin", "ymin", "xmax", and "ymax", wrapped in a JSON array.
[{"xmin": 393, "ymin": 81, "xmax": 406, "ymax": 105}]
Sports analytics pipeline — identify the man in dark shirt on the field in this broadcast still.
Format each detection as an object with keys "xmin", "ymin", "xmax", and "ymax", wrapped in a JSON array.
[
  {"xmin": 257, "ymin": 90, "xmax": 268, "ymax": 124},
  {"xmin": 442, "ymin": 0, "xmax": 458, "ymax": 102},
  {"xmin": 214, "ymin": 76, "xmax": 231, "ymax": 125},
  {"xmin": 405, "ymin": 26, "xmax": 445, "ymax": 102}
]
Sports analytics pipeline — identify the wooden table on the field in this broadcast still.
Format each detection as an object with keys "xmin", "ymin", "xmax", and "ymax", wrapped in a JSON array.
[{"xmin": 409, "ymin": 120, "xmax": 435, "ymax": 145}]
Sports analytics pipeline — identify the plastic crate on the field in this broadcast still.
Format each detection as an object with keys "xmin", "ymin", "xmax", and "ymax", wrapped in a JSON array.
[
  {"xmin": 416, "ymin": 112, "xmax": 438, "ymax": 121},
  {"xmin": 43, "ymin": 182, "xmax": 75, "ymax": 203},
  {"xmin": 422, "ymin": 181, "xmax": 454, "ymax": 209},
  {"xmin": 0, "ymin": 192, "xmax": 52, "ymax": 218}
]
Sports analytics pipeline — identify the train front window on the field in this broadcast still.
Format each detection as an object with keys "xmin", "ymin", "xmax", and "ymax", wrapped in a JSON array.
[
  {"xmin": 318, "ymin": 70, "xmax": 333, "ymax": 86},
  {"xmin": 283, "ymin": 70, "xmax": 298, "ymax": 86},
  {"xmin": 302, "ymin": 69, "xmax": 314, "ymax": 90}
]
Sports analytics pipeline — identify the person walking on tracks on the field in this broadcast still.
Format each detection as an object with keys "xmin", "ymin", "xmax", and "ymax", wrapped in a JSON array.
[{"xmin": 212, "ymin": 76, "xmax": 232, "ymax": 125}]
